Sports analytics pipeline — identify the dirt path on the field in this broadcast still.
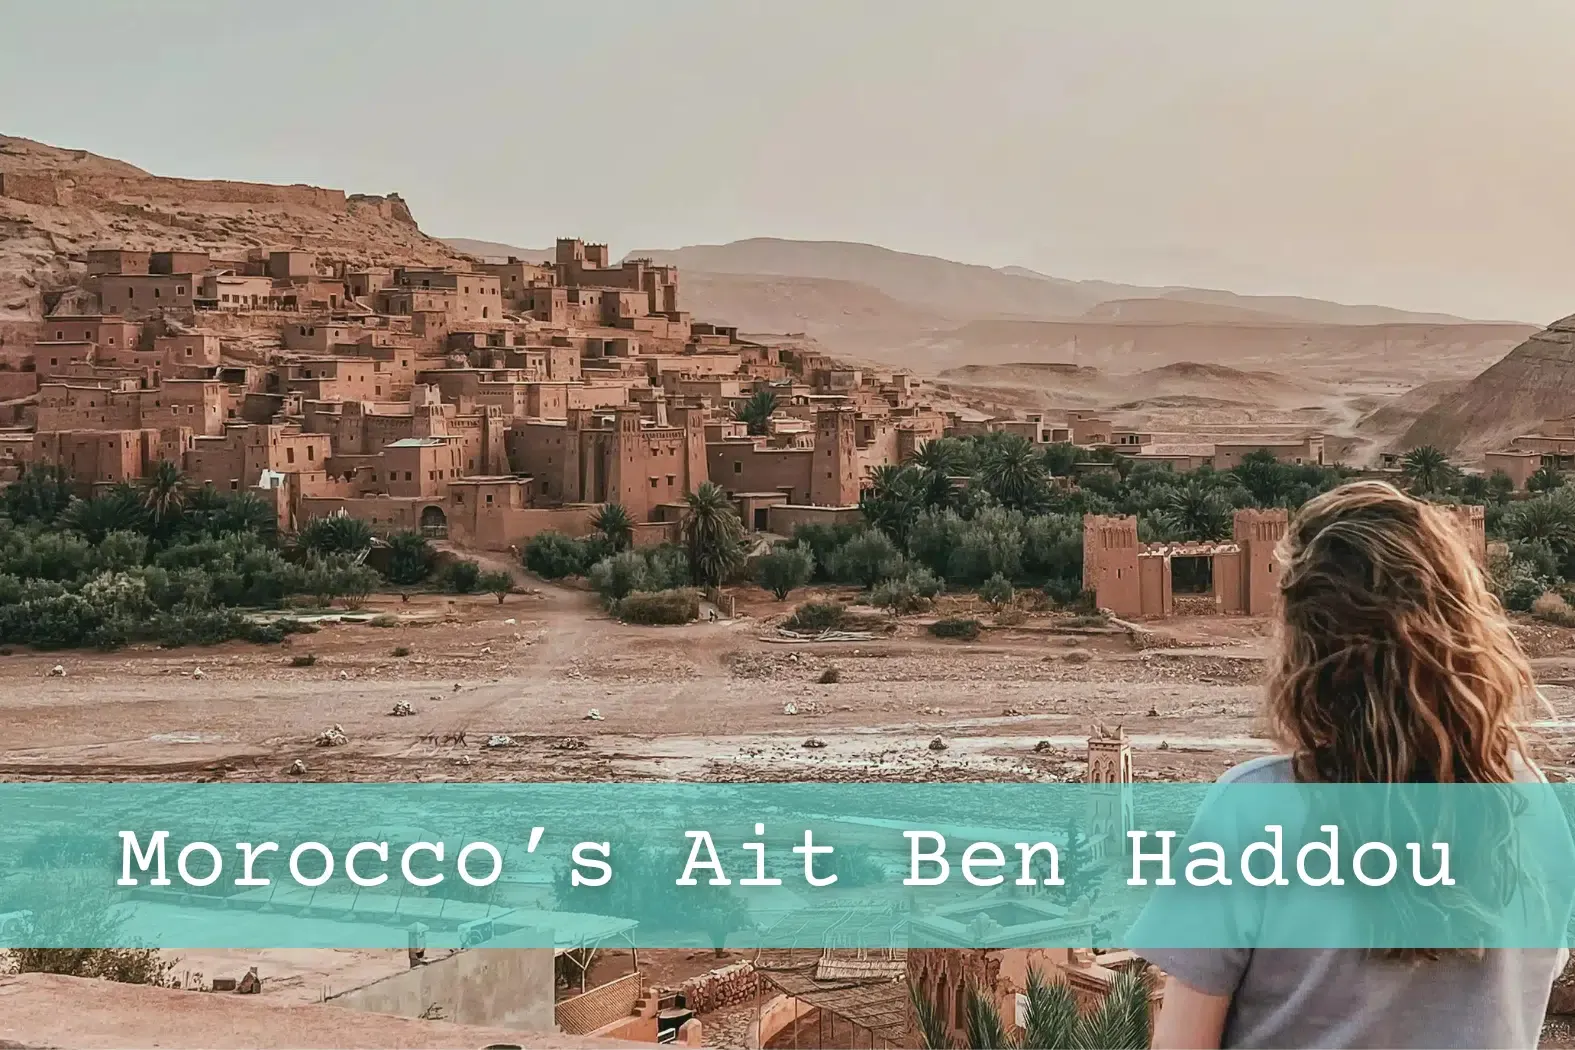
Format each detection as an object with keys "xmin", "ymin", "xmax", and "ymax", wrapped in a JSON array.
[{"xmin": 1, "ymin": 596, "xmax": 1569, "ymax": 784}]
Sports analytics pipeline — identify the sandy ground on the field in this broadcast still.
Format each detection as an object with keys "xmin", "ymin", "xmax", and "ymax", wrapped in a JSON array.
[
  {"xmin": 3, "ymin": 581, "xmax": 1573, "ymax": 785},
  {"xmin": 0, "ymin": 585, "xmax": 1277, "ymax": 785}
]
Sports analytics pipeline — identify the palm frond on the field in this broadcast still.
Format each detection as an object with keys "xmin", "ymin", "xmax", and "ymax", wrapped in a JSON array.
[
  {"xmin": 964, "ymin": 981, "xmax": 1014, "ymax": 1050},
  {"xmin": 1073, "ymin": 968, "xmax": 1152, "ymax": 1050},
  {"xmin": 910, "ymin": 979, "xmax": 956, "ymax": 1050},
  {"xmin": 1019, "ymin": 966, "xmax": 1079, "ymax": 1050}
]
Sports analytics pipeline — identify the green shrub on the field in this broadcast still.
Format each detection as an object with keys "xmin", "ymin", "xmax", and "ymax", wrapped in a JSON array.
[
  {"xmin": 784, "ymin": 600, "xmax": 847, "ymax": 632},
  {"xmin": 384, "ymin": 530, "xmax": 435, "ymax": 585},
  {"xmin": 1065, "ymin": 613, "xmax": 1110, "ymax": 628},
  {"xmin": 153, "ymin": 607, "xmax": 251, "ymax": 648},
  {"xmin": 616, "ymin": 588, "xmax": 700, "ymax": 625},
  {"xmin": 906, "ymin": 566, "xmax": 944, "ymax": 599},
  {"xmin": 4, "ymin": 463, "xmax": 73, "ymax": 526},
  {"xmin": 978, "ymin": 572, "xmax": 1015, "ymax": 609},
  {"xmin": 588, "ymin": 550, "xmax": 653, "ymax": 604},
  {"xmin": 643, "ymin": 545, "xmax": 690, "ymax": 590},
  {"xmin": 444, "ymin": 559, "xmax": 482, "ymax": 594},
  {"xmin": 869, "ymin": 575, "xmax": 928, "ymax": 615},
  {"xmin": 756, "ymin": 543, "xmax": 815, "ymax": 600},
  {"xmin": 479, "ymin": 569, "xmax": 514, "ymax": 603},
  {"xmin": 297, "ymin": 514, "xmax": 373, "ymax": 555},
  {"xmin": 790, "ymin": 523, "xmax": 862, "ymax": 581},
  {"xmin": 96, "ymin": 530, "xmax": 149, "ymax": 572},
  {"xmin": 826, "ymin": 530, "xmax": 904, "ymax": 587},
  {"xmin": 523, "ymin": 531, "xmax": 592, "ymax": 579},
  {"xmin": 929, "ymin": 617, "xmax": 982, "ymax": 641}
]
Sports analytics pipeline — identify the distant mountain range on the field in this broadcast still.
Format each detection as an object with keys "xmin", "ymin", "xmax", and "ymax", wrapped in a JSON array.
[
  {"xmin": 442, "ymin": 236, "xmax": 1537, "ymax": 458},
  {"xmin": 443, "ymin": 235, "xmax": 1492, "ymax": 327}
]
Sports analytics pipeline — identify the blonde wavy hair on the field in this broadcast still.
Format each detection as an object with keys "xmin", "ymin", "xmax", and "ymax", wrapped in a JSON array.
[{"xmin": 1267, "ymin": 480, "xmax": 1531, "ymax": 784}]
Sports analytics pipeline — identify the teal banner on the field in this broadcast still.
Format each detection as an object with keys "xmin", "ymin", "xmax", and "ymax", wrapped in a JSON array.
[{"xmin": 1, "ymin": 783, "xmax": 1572, "ymax": 952}]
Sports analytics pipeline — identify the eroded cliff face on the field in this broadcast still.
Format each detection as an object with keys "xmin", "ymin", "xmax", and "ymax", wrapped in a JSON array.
[
  {"xmin": 0, "ymin": 135, "xmax": 462, "ymax": 324},
  {"xmin": 1401, "ymin": 313, "xmax": 1575, "ymax": 456}
]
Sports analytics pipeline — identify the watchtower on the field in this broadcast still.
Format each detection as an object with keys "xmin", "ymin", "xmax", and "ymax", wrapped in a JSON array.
[{"xmin": 1086, "ymin": 723, "xmax": 1133, "ymax": 862}]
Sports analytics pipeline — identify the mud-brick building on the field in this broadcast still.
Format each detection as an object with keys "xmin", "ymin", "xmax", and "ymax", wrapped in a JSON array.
[{"xmin": 1082, "ymin": 509, "xmax": 1288, "ymax": 618}]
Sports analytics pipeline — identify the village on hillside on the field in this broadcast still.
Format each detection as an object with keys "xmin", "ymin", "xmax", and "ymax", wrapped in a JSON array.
[{"xmin": 0, "ymin": 221, "xmax": 1348, "ymax": 556}]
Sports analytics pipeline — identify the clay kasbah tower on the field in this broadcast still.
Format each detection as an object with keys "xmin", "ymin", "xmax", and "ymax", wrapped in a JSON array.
[{"xmin": 0, "ymin": 4, "xmax": 1561, "ymax": 1049}]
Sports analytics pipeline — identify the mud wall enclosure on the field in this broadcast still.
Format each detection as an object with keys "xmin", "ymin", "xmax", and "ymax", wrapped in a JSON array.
[{"xmin": 329, "ymin": 946, "xmax": 555, "ymax": 1032}]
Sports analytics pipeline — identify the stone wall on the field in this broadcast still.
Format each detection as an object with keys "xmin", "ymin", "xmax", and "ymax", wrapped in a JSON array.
[
  {"xmin": 676, "ymin": 960, "xmax": 759, "ymax": 1014},
  {"xmin": 74, "ymin": 174, "xmax": 347, "ymax": 211},
  {"xmin": 0, "ymin": 173, "xmax": 68, "ymax": 206}
]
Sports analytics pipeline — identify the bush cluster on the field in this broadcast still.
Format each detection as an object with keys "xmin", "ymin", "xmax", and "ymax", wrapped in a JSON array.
[
  {"xmin": 929, "ymin": 617, "xmax": 982, "ymax": 641},
  {"xmin": 0, "ymin": 464, "xmax": 400, "ymax": 651},
  {"xmin": 616, "ymin": 588, "xmax": 701, "ymax": 625},
  {"xmin": 522, "ymin": 530, "xmax": 613, "ymax": 579},
  {"xmin": 586, "ymin": 546, "xmax": 690, "ymax": 606},
  {"xmin": 783, "ymin": 600, "xmax": 847, "ymax": 632}
]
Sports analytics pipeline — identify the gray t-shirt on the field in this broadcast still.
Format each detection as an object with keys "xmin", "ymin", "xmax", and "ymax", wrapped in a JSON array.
[{"xmin": 1140, "ymin": 755, "xmax": 1567, "ymax": 1049}]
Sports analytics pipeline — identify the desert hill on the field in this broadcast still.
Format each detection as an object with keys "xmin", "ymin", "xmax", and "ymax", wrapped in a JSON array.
[
  {"xmin": 626, "ymin": 238, "xmax": 1494, "ymax": 326},
  {"xmin": 0, "ymin": 135, "xmax": 467, "ymax": 323},
  {"xmin": 442, "ymin": 237, "xmax": 553, "ymax": 263},
  {"xmin": 907, "ymin": 317, "xmax": 1532, "ymax": 380},
  {"xmin": 676, "ymin": 271, "xmax": 954, "ymax": 345},
  {"xmin": 1079, "ymin": 298, "xmax": 1302, "ymax": 324},
  {"xmin": 1399, "ymin": 314, "xmax": 1575, "ymax": 456},
  {"xmin": 937, "ymin": 360, "xmax": 1329, "ymax": 412},
  {"xmin": 1352, "ymin": 379, "xmax": 1468, "ymax": 448},
  {"xmin": 625, "ymin": 237, "xmax": 1127, "ymax": 320}
]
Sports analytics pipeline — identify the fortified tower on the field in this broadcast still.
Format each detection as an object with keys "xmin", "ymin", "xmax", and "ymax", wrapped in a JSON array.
[
  {"xmin": 810, "ymin": 407, "xmax": 859, "ymax": 507},
  {"xmin": 675, "ymin": 402, "xmax": 707, "ymax": 499},
  {"xmin": 1082, "ymin": 515, "xmax": 1140, "ymax": 616},
  {"xmin": 607, "ymin": 405, "xmax": 644, "ymax": 516},
  {"xmin": 1086, "ymin": 723, "xmax": 1133, "ymax": 862},
  {"xmin": 1231, "ymin": 508, "xmax": 1288, "ymax": 615}
]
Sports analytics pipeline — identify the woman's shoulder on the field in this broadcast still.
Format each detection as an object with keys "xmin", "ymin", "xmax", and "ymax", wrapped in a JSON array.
[
  {"xmin": 1216, "ymin": 754, "xmax": 1295, "ymax": 784},
  {"xmin": 1216, "ymin": 750, "xmax": 1545, "ymax": 783}
]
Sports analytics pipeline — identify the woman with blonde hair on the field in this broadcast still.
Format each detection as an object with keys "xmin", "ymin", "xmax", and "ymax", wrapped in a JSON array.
[{"xmin": 1145, "ymin": 480, "xmax": 1567, "ymax": 1049}]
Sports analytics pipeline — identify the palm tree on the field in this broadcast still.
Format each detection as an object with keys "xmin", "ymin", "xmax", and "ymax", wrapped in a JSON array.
[
  {"xmin": 1163, "ymin": 484, "xmax": 1233, "ymax": 541},
  {"xmin": 591, "ymin": 502, "xmax": 635, "ymax": 552},
  {"xmin": 977, "ymin": 434, "xmax": 1050, "ymax": 511},
  {"xmin": 908, "ymin": 441, "xmax": 962, "ymax": 509},
  {"xmin": 182, "ymin": 487, "xmax": 277, "ymax": 539},
  {"xmin": 60, "ymin": 484, "xmax": 148, "ymax": 543},
  {"xmin": 3, "ymin": 463, "xmax": 74, "ymax": 526},
  {"xmin": 912, "ymin": 966, "xmax": 1152, "ymax": 1050},
  {"xmin": 1528, "ymin": 465, "xmax": 1565, "ymax": 493},
  {"xmin": 1231, "ymin": 448, "xmax": 1293, "ymax": 507},
  {"xmin": 682, "ymin": 481, "xmax": 745, "ymax": 587},
  {"xmin": 213, "ymin": 492, "xmax": 278, "ymax": 539},
  {"xmin": 1401, "ymin": 446, "xmax": 1453, "ymax": 494},
  {"xmin": 298, "ymin": 513, "xmax": 374, "ymax": 555},
  {"xmin": 735, "ymin": 389, "xmax": 779, "ymax": 436},
  {"xmin": 142, "ymin": 459, "xmax": 187, "ymax": 530},
  {"xmin": 861, "ymin": 465, "xmax": 928, "ymax": 546},
  {"xmin": 1503, "ymin": 492, "xmax": 1575, "ymax": 553}
]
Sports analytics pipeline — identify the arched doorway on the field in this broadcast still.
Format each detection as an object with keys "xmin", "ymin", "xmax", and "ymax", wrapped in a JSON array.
[{"xmin": 420, "ymin": 505, "xmax": 447, "ymax": 538}]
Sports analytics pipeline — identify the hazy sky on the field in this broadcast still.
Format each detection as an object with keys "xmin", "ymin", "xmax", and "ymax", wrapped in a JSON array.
[{"xmin": 4, "ymin": 0, "xmax": 1574, "ymax": 322}]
